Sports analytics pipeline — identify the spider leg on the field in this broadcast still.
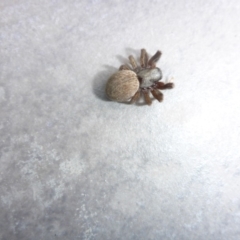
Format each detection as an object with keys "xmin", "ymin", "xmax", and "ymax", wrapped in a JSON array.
[
  {"xmin": 130, "ymin": 91, "xmax": 141, "ymax": 104},
  {"xmin": 151, "ymin": 89, "xmax": 163, "ymax": 102},
  {"xmin": 148, "ymin": 50, "xmax": 162, "ymax": 68},
  {"xmin": 156, "ymin": 82, "xmax": 174, "ymax": 89},
  {"xmin": 140, "ymin": 49, "xmax": 149, "ymax": 68},
  {"xmin": 119, "ymin": 64, "xmax": 132, "ymax": 70},
  {"xmin": 129, "ymin": 55, "xmax": 138, "ymax": 70},
  {"xmin": 143, "ymin": 90, "xmax": 152, "ymax": 105}
]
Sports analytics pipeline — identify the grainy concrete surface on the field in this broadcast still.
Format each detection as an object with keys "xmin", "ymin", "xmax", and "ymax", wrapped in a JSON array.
[{"xmin": 1, "ymin": 0, "xmax": 240, "ymax": 239}]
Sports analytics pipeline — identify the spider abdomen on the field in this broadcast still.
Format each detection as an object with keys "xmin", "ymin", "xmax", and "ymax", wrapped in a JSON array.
[
  {"xmin": 137, "ymin": 68, "xmax": 162, "ymax": 88},
  {"xmin": 105, "ymin": 70, "xmax": 139, "ymax": 102}
]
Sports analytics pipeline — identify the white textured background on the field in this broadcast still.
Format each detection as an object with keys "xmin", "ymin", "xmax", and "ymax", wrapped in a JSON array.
[{"xmin": 1, "ymin": 0, "xmax": 240, "ymax": 239}]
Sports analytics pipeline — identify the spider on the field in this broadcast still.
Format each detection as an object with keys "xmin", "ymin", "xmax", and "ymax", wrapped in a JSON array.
[{"xmin": 105, "ymin": 49, "xmax": 174, "ymax": 105}]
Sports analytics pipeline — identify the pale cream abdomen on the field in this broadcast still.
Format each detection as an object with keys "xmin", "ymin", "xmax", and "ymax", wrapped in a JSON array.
[{"xmin": 106, "ymin": 70, "xmax": 139, "ymax": 102}]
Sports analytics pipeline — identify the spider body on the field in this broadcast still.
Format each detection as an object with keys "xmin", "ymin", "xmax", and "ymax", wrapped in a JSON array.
[
  {"xmin": 105, "ymin": 49, "xmax": 174, "ymax": 105},
  {"xmin": 137, "ymin": 68, "xmax": 162, "ymax": 88}
]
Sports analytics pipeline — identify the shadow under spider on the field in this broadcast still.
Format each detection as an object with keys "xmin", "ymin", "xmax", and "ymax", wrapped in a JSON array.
[{"xmin": 92, "ymin": 65, "xmax": 117, "ymax": 101}]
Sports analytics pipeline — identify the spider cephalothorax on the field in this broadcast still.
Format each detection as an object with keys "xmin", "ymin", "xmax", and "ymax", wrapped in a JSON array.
[{"xmin": 106, "ymin": 49, "xmax": 174, "ymax": 105}]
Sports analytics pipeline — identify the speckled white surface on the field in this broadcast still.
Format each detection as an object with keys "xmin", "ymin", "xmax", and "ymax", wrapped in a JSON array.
[{"xmin": 1, "ymin": 0, "xmax": 240, "ymax": 239}]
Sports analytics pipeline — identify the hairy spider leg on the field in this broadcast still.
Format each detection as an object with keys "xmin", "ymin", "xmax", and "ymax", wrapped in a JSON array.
[
  {"xmin": 143, "ymin": 91, "xmax": 152, "ymax": 105},
  {"xmin": 130, "ymin": 91, "xmax": 141, "ymax": 104},
  {"xmin": 140, "ymin": 49, "xmax": 149, "ymax": 68},
  {"xmin": 151, "ymin": 89, "xmax": 163, "ymax": 102},
  {"xmin": 156, "ymin": 82, "xmax": 174, "ymax": 89},
  {"xmin": 148, "ymin": 51, "xmax": 162, "ymax": 68},
  {"xmin": 119, "ymin": 64, "xmax": 132, "ymax": 70},
  {"xmin": 129, "ymin": 55, "xmax": 138, "ymax": 70}
]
